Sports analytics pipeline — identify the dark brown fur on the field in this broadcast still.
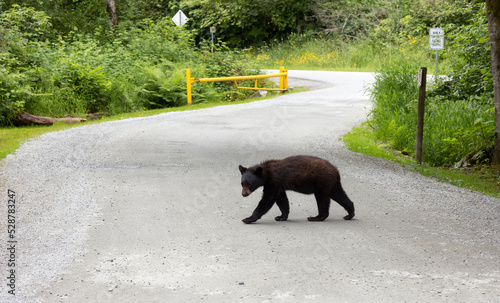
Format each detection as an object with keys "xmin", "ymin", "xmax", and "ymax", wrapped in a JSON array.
[{"xmin": 239, "ymin": 155, "xmax": 355, "ymax": 223}]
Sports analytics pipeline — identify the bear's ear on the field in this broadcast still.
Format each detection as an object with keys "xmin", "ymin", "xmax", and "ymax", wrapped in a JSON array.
[
  {"xmin": 239, "ymin": 165, "xmax": 247, "ymax": 174},
  {"xmin": 255, "ymin": 166, "xmax": 263, "ymax": 176}
]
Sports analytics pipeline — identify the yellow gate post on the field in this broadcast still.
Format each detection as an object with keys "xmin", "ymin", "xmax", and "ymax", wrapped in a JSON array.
[
  {"xmin": 186, "ymin": 68, "xmax": 193, "ymax": 105},
  {"xmin": 279, "ymin": 66, "xmax": 288, "ymax": 93}
]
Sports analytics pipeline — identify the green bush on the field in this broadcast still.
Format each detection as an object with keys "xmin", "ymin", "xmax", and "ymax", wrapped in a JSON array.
[
  {"xmin": 0, "ymin": 7, "xmax": 261, "ymax": 125},
  {"xmin": 135, "ymin": 63, "xmax": 219, "ymax": 109},
  {"xmin": 369, "ymin": 56, "xmax": 495, "ymax": 167},
  {"xmin": 24, "ymin": 39, "xmax": 114, "ymax": 117},
  {"xmin": 432, "ymin": 4, "xmax": 492, "ymax": 101},
  {"xmin": 0, "ymin": 68, "xmax": 27, "ymax": 124},
  {"xmin": 424, "ymin": 98, "xmax": 494, "ymax": 166},
  {"xmin": 366, "ymin": 3, "xmax": 495, "ymax": 167},
  {"xmin": 369, "ymin": 56, "xmax": 419, "ymax": 151},
  {"xmin": 0, "ymin": 5, "xmax": 53, "ymax": 124}
]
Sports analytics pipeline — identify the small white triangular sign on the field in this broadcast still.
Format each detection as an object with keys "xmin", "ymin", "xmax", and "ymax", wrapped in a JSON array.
[{"xmin": 172, "ymin": 10, "xmax": 188, "ymax": 27}]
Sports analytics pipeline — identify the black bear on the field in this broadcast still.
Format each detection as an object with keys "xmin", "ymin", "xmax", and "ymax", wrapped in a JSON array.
[{"xmin": 238, "ymin": 155, "xmax": 355, "ymax": 224}]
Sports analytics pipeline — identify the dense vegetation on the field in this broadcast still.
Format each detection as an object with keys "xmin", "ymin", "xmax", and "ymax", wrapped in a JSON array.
[
  {"xmin": 0, "ymin": 3, "xmax": 264, "ymax": 126},
  {"xmin": 369, "ymin": 3, "xmax": 495, "ymax": 166},
  {"xmin": 0, "ymin": 0, "xmax": 496, "ymax": 168}
]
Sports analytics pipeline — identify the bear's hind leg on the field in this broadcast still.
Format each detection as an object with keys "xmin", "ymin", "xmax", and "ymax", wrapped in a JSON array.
[
  {"xmin": 308, "ymin": 191, "xmax": 330, "ymax": 221},
  {"xmin": 331, "ymin": 182, "xmax": 355, "ymax": 220},
  {"xmin": 275, "ymin": 191, "xmax": 289, "ymax": 221}
]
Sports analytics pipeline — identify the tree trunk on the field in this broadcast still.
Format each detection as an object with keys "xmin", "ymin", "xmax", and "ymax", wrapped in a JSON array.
[
  {"xmin": 13, "ymin": 113, "xmax": 87, "ymax": 126},
  {"xmin": 104, "ymin": 0, "xmax": 118, "ymax": 28},
  {"xmin": 486, "ymin": 0, "xmax": 500, "ymax": 164},
  {"xmin": 14, "ymin": 113, "xmax": 54, "ymax": 126}
]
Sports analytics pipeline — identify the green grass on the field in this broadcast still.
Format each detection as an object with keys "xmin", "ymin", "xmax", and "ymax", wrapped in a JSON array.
[
  {"xmin": 343, "ymin": 123, "xmax": 500, "ymax": 198},
  {"xmin": 0, "ymin": 125, "xmax": 72, "ymax": 160},
  {"xmin": 343, "ymin": 124, "xmax": 401, "ymax": 162},
  {"xmin": 251, "ymin": 34, "xmax": 450, "ymax": 73},
  {"xmin": 366, "ymin": 53, "xmax": 495, "ymax": 167}
]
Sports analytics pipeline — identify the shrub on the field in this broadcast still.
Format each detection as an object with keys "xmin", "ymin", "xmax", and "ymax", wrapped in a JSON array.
[
  {"xmin": 0, "ymin": 6, "xmax": 263, "ymax": 125},
  {"xmin": 369, "ymin": 56, "xmax": 419, "ymax": 151},
  {"xmin": 0, "ymin": 5, "xmax": 50, "ymax": 124},
  {"xmin": 135, "ymin": 63, "xmax": 219, "ymax": 109},
  {"xmin": 432, "ymin": 4, "xmax": 492, "ymax": 101},
  {"xmin": 368, "ymin": 55, "xmax": 495, "ymax": 167},
  {"xmin": 424, "ymin": 98, "xmax": 495, "ymax": 166},
  {"xmin": 0, "ymin": 68, "xmax": 27, "ymax": 125}
]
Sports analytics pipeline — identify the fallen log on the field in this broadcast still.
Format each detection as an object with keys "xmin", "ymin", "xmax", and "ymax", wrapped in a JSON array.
[
  {"xmin": 86, "ymin": 112, "xmax": 109, "ymax": 120},
  {"xmin": 13, "ymin": 112, "xmax": 88, "ymax": 126},
  {"xmin": 13, "ymin": 113, "xmax": 54, "ymax": 126},
  {"xmin": 54, "ymin": 117, "xmax": 87, "ymax": 124}
]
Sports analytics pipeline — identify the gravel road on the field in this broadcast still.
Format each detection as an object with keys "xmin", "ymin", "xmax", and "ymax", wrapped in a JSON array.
[{"xmin": 1, "ymin": 70, "xmax": 499, "ymax": 302}]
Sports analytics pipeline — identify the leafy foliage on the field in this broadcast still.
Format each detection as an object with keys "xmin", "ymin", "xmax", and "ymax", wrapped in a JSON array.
[
  {"xmin": 432, "ymin": 5, "xmax": 493, "ymax": 101},
  {"xmin": 369, "ymin": 56, "xmax": 495, "ymax": 166},
  {"xmin": 0, "ymin": 4, "xmax": 263, "ymax": 125},
  {"xmin": 0, "ymin": 5, "xmax": 52, "ymax": 123},
  {"xmin": 369, "ymin": 56, "xmax": 420, "ymax": 151},
  {"xmin": 0, "ymin": 68, "xmax": 28, "ymax": 125},
  {"xmin": 182, "ymin": 0, "xmax": 314, "ymax": 47},
  {"xmin": 368, "ymin": 4, "xmax": 495, "ymax": 167}
]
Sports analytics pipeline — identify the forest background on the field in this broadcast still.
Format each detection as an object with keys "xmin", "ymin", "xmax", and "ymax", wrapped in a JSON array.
[{"xmin": 0, "ymin": 0, "xmax": 497, "ymax": 170}]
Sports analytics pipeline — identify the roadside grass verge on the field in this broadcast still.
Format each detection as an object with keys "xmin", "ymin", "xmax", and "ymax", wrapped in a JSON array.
[{"xmin": 343, "ymin": 123, "xmax": 500, "ymax": 199}]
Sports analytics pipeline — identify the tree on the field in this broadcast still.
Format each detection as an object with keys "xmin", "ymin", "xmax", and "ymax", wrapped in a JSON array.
[
  {"xmin": 105, "ymin": 0, "xmax": 118, "ymax": 27},
  {"xmin": 183, "ymin": 0, "xmax": 314, "ymax": 47},
  {"xmin": 486, "ymin": 0, "xmax": 500, "ymax": 164}
]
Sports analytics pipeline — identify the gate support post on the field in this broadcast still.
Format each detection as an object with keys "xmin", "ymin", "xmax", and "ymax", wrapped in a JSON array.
[{"xmin": 186, "ymin": 68, "xmax": 193, "ymax": 105}]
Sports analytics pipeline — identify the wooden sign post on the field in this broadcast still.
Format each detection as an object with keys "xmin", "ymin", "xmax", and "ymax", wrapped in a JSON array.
[{"xmin": 415, "ymin": 67, "xmax": 427, "ymax": 164}]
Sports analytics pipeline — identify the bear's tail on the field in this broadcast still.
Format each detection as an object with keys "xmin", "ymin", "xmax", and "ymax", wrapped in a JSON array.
[{"xmin": 331, "ymin": 181, "xmax": 355, "ymax": 220}]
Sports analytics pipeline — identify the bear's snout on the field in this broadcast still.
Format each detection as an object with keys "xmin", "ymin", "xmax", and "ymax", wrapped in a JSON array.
[{"xmin": 242, "ymin": 187, "xmax": 252, "ymax": 197}]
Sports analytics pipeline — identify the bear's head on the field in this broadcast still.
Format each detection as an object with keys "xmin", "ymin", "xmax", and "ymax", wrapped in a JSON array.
[{"xmin": 239, "ymin": 165, "xmax": 265, "ymax": 197}]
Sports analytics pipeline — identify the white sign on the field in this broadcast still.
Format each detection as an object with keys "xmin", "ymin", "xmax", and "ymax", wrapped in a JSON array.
[
  {"xmin": 172, "ymin": 10, "xmax": 188, "ymax": 27},
  {"xmin": 429, "ymin": 28, "xmax": 444, "ymax": 50},
  {"xmin": 210, "ymin": 27, "xmax": 216, "ymax": 33}
]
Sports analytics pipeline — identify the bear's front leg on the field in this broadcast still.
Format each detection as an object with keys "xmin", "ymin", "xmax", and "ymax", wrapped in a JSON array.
[
  {"xmin": 242, "ymin": 216, "xmax": 258, "ymax": 224},
  {"xmin": 307, "ymin": 215, "xmax": 328, "ymax": 221},
  {"xmin": 274, "ymin": 215, "xmax": 288, "ymax": 221},
  {"xmin": 242, "ymin": 190, "xmax": 277, "ymax": 224}
]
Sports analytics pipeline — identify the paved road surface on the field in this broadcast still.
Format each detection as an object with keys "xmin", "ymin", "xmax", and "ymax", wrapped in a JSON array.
[{"xmin": 1, "ymin": 71, "xmax": 499, "ymax": 302}]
